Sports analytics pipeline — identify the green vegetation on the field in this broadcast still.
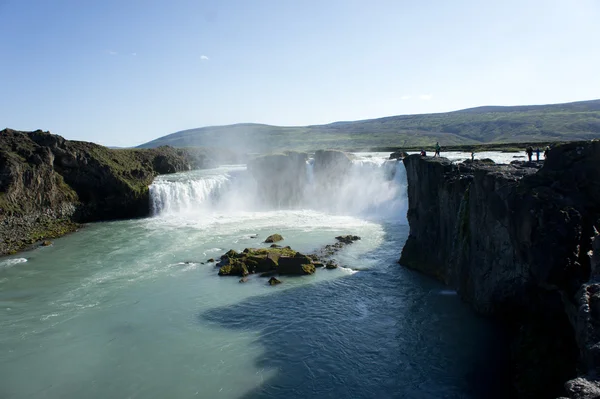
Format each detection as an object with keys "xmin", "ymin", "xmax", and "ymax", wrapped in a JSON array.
[{"xmin": 138, "ymin": 99, "xmax": 600, "ymax": 153}]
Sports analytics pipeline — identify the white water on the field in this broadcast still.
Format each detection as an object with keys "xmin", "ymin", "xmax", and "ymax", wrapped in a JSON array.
[{"xmin": 149, "ymin": 154, "xmax": 407, "ymax": 222}]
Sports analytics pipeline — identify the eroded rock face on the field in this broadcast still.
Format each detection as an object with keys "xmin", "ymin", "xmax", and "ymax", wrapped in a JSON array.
[
  {"xmin": 312, "ymin": 150, "xmax": 353, "ymax": 191},
  {"xmin": 399, "ymin": 141, "xmax": 600, "ymax": 398},
  {"xmin": 0, "ymin": 129, "xmax": 213, "ymax": 255}
]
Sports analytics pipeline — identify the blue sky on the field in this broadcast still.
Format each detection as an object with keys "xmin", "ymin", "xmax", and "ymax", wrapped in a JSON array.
[{"xmin": 1, "ymin": 0, "xmax": 599, "ymax": 147}]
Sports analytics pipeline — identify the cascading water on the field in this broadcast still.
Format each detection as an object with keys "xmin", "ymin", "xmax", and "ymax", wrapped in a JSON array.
[{"xmin": 148, "ymin": 153, "xmax": 408, "ymax": 221}]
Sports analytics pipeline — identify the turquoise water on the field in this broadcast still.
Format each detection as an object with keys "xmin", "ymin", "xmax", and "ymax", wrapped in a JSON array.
[{"xmin": 0, "ymin": 155, "xmax": 508, "ymax": 398}]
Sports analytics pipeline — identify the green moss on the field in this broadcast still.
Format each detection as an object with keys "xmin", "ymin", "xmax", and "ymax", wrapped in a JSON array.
[
  {"xmin": 218, "ymin": 259, "xmax": 249, "ymax": 276},
  {"xmin": 302, "ymin": 264, "xmax": 316, "ymax": 274},
  {"xmin": 0, "ymin": 193, "xmax": 22, "ymax": 215}
]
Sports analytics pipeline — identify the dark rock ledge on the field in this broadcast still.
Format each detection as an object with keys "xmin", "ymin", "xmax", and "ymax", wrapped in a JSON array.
[{"xmin": 399, "ymin": 141, "xmax": 600, "ymax": 399}]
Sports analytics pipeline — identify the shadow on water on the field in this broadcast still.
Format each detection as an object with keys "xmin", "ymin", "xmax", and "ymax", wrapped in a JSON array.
[{"xmin": 199, "ymin": 223, "xmax": 511, "ymax": 399}]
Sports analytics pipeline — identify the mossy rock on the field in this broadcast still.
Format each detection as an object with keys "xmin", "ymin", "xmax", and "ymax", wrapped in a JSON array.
[
  {"xmin": 217, "ymin": 246, "xmax": 320, "ymax": 277},
  {"xmin": 243, "ymin": 247, "xmax": 297, "ymax": 258},
  {"xmin": 326, "ymin": 261, "xmax": 338, "ymax": 269},
  {"xmin": 278, "ymin": 256, "xmax": 316, "ymax": 275},
  {"xmin": 264, "ymin": 234, "xmax": 283, "ymax": 243},
  {"xmin": 218, "ymin": 259, "xmax": 249, "ymax": 276},
  {"xmin": 243, "ymin": 255, "xmax": 277, "ymax": 273},
  {"xmin": 221, "ymin": 249, "xmax": 239, "ymax": 259},
  {"xmin": 207, "ymin": 258, "xmax": 215, "ymax": 263},
  {"xmin": 335, "ymin": 235, "xmax": 361, "ymax": 244},
  {"xmin": 268, "ymin": 277, "xmax": 282, "ymax": 285},
  {"xmin": 41, "ymin": 240, "xmax": 53, "ymax": 247},
  {"xmin": 302, "ymin": 264, "xmax": 316, "ymax": 274}
]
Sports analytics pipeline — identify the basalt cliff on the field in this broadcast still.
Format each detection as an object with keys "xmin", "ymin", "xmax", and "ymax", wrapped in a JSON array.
[
  {"xmin": 399, "ymin": 142, "xmax": 600, "ymax": 398},
  {"xmin": 0, "ymin": 129, "xmax": 223, "ymax": 255}
]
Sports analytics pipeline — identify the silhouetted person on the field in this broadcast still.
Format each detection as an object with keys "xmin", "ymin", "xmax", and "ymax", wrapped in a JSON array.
[
  {"xmin": 526, "ymin": 146, "xmax": 533, "ymax": 162},
  {"xmin": 434, "ymin": 142, "xmax": 441, "ymax": 157},
  {"xmin": 544, "ymin": 146, "xmax": 550, "ymax": 159},
  {"xmin": 471, "ymin": 151, "xmax": 475, "ymax": 161},
  {"xmin": 420, "ymin": 149, "xmax": 427, "ymax": 156},
  {"xmin": 535, "ymin": 148, "xmax": 540, "ymax": 161}
]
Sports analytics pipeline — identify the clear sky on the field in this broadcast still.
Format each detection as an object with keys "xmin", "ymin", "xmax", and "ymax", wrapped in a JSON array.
[{"xmin": 1, "ymin": 0, "xmax": 599, "ymax": 147}]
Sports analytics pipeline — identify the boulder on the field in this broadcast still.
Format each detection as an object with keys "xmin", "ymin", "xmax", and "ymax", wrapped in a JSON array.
[
  {"xmin": 218, "ymin": 259, "xmax": 249, "ymax": 277},
  {"xmin": 207, "ymin": 258, "xmax": 215, "ymax": 263},
  {"xmin": 335, "ymin": 235, "xmax": 361, "ymax": 244},
  {"xmin": 268, "ymin": 277, "xmax": 282, "ymax": 286},
  {"xmin": 278, "ymin": 255, "xmax": 316, "ymax": 275},
  {"xmin": 265, "ymin": 234, "xmax": 283, "ymax": 243},
  {"xmin": 41, "ymin": 240, "xmax": 53, "ymax": 246},
  {"xmin": 326, "ymin": 261, "xmax": 338, "ymax": 269},
  {"xmin": 221, "ymin": 249, "xmax": 239, "ymax": 259},
  {"xmin": 245, "ymin": 255, "xmax": 278, "ymax": 273}
]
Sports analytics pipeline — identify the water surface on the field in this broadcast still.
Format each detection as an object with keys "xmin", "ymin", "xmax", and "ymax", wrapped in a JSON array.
[{"xmin": 0, "ymin": 153, "xmax": 509, "ymax": 398}]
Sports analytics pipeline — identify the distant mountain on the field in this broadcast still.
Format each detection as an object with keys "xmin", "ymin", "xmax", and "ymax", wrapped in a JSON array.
[{"xmin": 138, "ymin": 99, "xmax": 600, "ymax": 153}]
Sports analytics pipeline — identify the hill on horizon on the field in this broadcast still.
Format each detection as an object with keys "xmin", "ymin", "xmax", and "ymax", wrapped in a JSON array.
[{"xmin": 138, "ymin": 99, "xmax": 600, "ymax": 153}]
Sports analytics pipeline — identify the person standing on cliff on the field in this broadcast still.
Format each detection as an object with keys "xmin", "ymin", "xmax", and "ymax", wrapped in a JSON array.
[
  {"xmin": 536, "ymin": 148, "xmax": 540, "ymax": 161},
  {"xmin": 526, "ymin": 146, "xmax": 533, "ymax": 162},
  {"xmin": 544, "ymin": 146, "xmax": 550, "ymax": 159},
  {"xmin": 434, "ymin": 142, "xmax": 441, "ymax": 157}
]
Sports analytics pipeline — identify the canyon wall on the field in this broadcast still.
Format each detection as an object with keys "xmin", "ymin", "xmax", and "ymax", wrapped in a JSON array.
[{"xmin": 399, "ymin": 141, "xmax": 600, "ymax": 398}]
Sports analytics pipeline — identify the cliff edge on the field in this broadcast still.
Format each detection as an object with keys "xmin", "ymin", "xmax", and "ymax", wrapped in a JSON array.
[
  {"xmin": 0, "ymin": 129, "xmax": 217, "ymax": 255},
  {"xmin": 399, "ymin": 142, "xmax": 600, "ymax": 398}
]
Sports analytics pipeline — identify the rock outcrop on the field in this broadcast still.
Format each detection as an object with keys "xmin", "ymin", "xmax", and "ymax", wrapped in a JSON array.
[
  {"xmin": 399, "ymin": 141, "xmax": 600, "ymax": 398},
  {"xmin": 0, "ymin": 129, "xmax": 217, "ymax": 255},
  {"xmin": 389, "ymin": 150, "xmax": 408, "ymax": 160},
  {"xmin": 215, "ymin": 235, "xmax": 359, "ymax": 280},
  {"xmin": 312, "ymin": 150, "xmax": 354, "ymax": 191},
  {"xmin": 216, "ymin": 247, "xmax": 317, "ymax": 277}
]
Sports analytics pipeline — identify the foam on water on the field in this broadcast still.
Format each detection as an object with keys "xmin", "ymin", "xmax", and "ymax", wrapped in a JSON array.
[{"xmin": 0, "ymin": 258, "xmax": 27, "ymax": 269}]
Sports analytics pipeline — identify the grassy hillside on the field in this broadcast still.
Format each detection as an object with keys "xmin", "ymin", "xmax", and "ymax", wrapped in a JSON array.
[{"xmin": 138, "ymin": 99, "xmax": 600, "ymax": 153}]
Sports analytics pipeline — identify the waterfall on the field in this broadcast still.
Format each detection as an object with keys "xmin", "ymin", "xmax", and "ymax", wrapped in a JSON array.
[
  {"xmin": 149, "ymin": 170, "xmax": 236, "ymax": 215},
  {"xmin": 149, "ymin": 154, "xmax": 407, "ymax": 221}
]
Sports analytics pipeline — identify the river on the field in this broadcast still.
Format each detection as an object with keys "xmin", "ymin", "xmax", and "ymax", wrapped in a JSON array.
[{"xmin": 0, "ymin": 153, "xmax": 515, "ymax": 398}]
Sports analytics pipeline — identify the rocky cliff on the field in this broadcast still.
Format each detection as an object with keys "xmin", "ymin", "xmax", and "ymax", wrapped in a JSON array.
[
  {"xmin": 0, "ymin": 129, "xmax": 219, "ymax": 255},
  {"xmin": 399, "ymin": 141, "xmax": 600, "ymax": 398}
]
